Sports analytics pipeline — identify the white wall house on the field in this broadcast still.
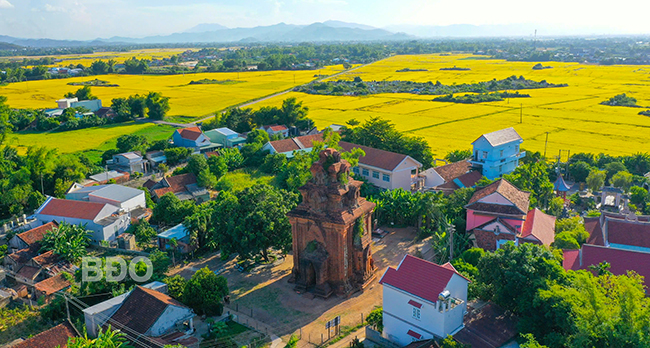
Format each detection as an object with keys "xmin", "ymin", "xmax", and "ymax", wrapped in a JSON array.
[
  {"xmin": 34, "ymin": 197, "xmax": 130, "ymax": 242},
  {"xmin": 259, "ymin": 124, "xmax": 289, "ymax": 138},
  {"xmin": 340, "ymin": 142, "xmax": 423, "ymax": 191},
  {"xmin": 66, "ymin": 184, "xmax": 146, "ymax": 213},
  {"xmin": 379, "ymin": 255, "xmax": 470, "ymax": 347}
]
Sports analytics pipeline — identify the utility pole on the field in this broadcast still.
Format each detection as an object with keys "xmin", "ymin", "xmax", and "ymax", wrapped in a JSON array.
[
  {"xmin": 40, "ymin": 173, "xmax": 44, "ymax": 195},
  {"xmin": 544, "ymin": 132, "xmax": 549, "ymax": 158},
  {"xmin": 449, "ymin": 223, "xmax": 455, "ymax": 261},
  {"xmin": 520, "ymin": 104, "xmax": 523, "ymax": 123}
]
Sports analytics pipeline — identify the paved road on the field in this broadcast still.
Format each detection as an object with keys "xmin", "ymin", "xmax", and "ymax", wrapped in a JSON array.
[{"xmin": 190, "ymin": 61, "xmax": 378, "ymax": 125}]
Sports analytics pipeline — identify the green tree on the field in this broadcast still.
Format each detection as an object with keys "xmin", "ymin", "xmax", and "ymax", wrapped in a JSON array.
[
  {"xmin": 116, "ymin": 134, "xmax": 148, "ymax": 154},
  {"xmin": 503, "ymin": 162, "xmax": 554, "ymax": 208},
  {"xmin": 477, "ymin": 243, "xmax": 566, "ymax": 314},
  {"xmin": 568, "ymin": 161, "xmax": 591, "ymax": 182},
  {"xmin": 278, "ymin": 97, "xmax": 310, "ymax": 129},
  {"xmin": 611, "ymin": 171, "xmax": 633, "ymax": 192},
  {"xmin": 604, "ymin": 161, "xmax": 627, "ymax": 181},
  {"xmin": 366, "ymin": 307, "xmax": 383, "ymax": 333},
  {"xmin": 126, "ymin": 219, "xmax": 157, "ymax": 246},
  {"xmin": 546, "ymin": 196, "xmax": 565, "ymax": 217},
  {"xmin": 586, "ymin": 169, "xmax": 606, "ymax": 192},
  {"xmin": 164, "ymin": 275, "xmax": 187, "ymax": 300},
  {"xmin": 211, "ymin": 185, "xmax": 298, "ymax": 261},
  {"xmin": 40, "ymin": 222, "xmax": 91, "ymax": 262},
  {"xmin": 183, "ymin": 267, "xmax": 229, "ymax": 316},
  {"xmin": 64, "ymin": 85, "xmax": 97, "ymax": 100},
  {"xmin": 197, "ymin": 168, "xmax": 218, "ymax": 189},
  {"xmin": 444, "ymin": 149, "xmax": 472, "ymax": 162},
  {"xmin": 127, "ymin": 95, "xmax": 147, "ymax": 118},
  {"xmin": 151, "ymin": 192, "xmax": 199, "ymax": 226},
  {"xmin": 187, "ymin": 154, "xmax": 209, "ymax": 176},
  {"xmin": 164, "ymin": 147, "xmax": 192, "ymax": 166},
  {"xmin": 246, "ymin": 128, "xmax": 270, "ymax": 144},
  {"xmin": 630, "ymin": 186, "xmax": 649, "ymax": 209},
  {"xmin": 65, "ymin": 325, "xmax": 133, "ymax": 348},
  {"xmin": 145, "ymin": 92, "xmax": 170, "ymax": 120},
  {"xmin": 90, "ymin": 60, "xmax": 110, "ymax": 75},
  {"xmin": 207, "ymin": 155, "xmax": 228, "ymax": 179}
]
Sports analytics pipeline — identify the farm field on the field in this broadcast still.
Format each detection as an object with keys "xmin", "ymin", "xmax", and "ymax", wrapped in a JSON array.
[
  {"xmin": 252, "ymin": 54, "xmax": 650, "ymax": 157},
  {"xmin": 7, "ymin": 123, "xmax": 176, "ymax": 162},
  {"xmin": 0, "ymin": 65, "xmax": 346, "ymax": 120},
  {"xmin": 1, "ymin": 48, "xmax": 195, "ymax": 67}
]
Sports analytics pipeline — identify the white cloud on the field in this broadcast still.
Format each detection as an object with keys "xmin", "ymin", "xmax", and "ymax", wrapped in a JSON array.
[
  {"xmin": 44, "ymin": 3, "xmax": 68, "ymax": 12},
  {"xmin": 0, "ymin": 0, "xmax": 14, "ymax": 9}
]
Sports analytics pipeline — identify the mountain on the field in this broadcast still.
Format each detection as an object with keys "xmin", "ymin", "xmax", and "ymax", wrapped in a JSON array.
[
  {"xmin": 0, "ymin": 41, "xmax": 22, "ymax": 50},
  {"xmin": 0, "ymin": 35, "xmax": 107, "ymax": 48},
  {"xmin": 184, "ymin": 23, "xmax": 229, "ymax": 33},
  {"xmin": 322, "ymin": 20, "xmax": 376, "ymax": 30},
  {"xmin": 382, "ymin": 24, "xmax": 581, "ymax": 37}
]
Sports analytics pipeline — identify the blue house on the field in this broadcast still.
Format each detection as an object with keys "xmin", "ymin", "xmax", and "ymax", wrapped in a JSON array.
[{"xmin": 470, "ymin": 127, "xmax": 525, "ymax": 180}]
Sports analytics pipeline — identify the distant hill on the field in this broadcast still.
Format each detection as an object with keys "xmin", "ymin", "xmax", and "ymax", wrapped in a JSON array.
[
  {"xmin": 322, "ymin": 20, "xmax": 377, "ymax": 30},
  {"xmin": 0, "ymin": 41, "xmax": 21, "ymax": 50},
  {"xmin": 184, "ymin": 23, "xmax": 229, "ymax": 33}
]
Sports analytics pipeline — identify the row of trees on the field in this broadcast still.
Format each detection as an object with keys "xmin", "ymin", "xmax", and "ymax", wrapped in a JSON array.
[
  {"xmin": 460, "ymin": 243, "xmax": 650, "ymax": 347},
  {"xmin": 203, "ymin": 97, "xmax": 313, "ymax": 133}
]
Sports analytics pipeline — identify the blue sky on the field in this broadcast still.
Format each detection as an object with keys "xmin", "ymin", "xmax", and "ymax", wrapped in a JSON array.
[{"xmin": 0, "ymin": 0, "xmax": 648, "ymax": 40}]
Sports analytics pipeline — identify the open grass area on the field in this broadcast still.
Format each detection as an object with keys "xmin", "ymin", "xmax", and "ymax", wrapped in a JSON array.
[
  {"xmin": 222, "ymin": 168, "xmax": 277, "ymax": 192},
  {"xmin": 252, "ymin": 54, "xmax": 650, "ymax": 157},
  {"xmin": 7, "ymin": 122, "xmax": 176, "ymax": 162},
  {"xmin": 0, "ymin": 66, "xmax": 346, "ymax": 120},
  {"xmin": 0, "ymin": 305, "xmax": 50, "ymax": 344}
]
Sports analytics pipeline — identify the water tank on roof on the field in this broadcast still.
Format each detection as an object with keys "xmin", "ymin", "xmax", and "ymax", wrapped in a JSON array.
[{"xmin": 439, "ymin": 290, "xmax": 450, "ymax": 301}]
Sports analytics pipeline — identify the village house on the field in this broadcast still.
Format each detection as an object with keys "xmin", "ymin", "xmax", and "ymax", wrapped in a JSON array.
[
  {"xmin": 87, "ymin": 170, "xmax": 130, "ymax": 185},
  {"xmin": 259, "ymin": 124, "xmax": 289, "ymax": 138},
  {"xmin": 107, "ymin": 151, "xmax": 147, "ymax": 174},
  {"xmin": 11, "ymin": 321, "xmax": 79, "ymax": 348},
  {"xmin": 563, "ymin": 244, "xmax": 650, "ymax": 287},
  {"xmin": 585, "ymin": 212, "xmax": 650, "ymax": 252},
  {"xmin": 146, "ymin": 150, "xmax": 168, "ymax": 168},
  {"xmin": 340, "ymin": 141, "xmax": 425, "ymax": 191},
  {"xmin": 65, "ymin": 184, "xmax": 146, "ymax": 213},
  {"xmin": 172, "ymin": 126, "xmax": 217, "ymax": 152},
  {"xmin": 157, "ymin": 224, "xmax": 194, "ymax": 253},
  {"xmin": 150, "ymin": 173, "xmax": 210, "ymax": 203},
  {"xmin": 33, "ymin": 272, "xmax": 72, "ymax": 302},
  {"xmin": 422, "ymin": 160, "xmax": 482, "ymax": 194},
  {"xmin": 94, "ymin": 106, "xmax": 116, "ymax": 119},
  {"xmin": 8, "ymin": 222, "xmax": 58, "ymax": 253},
  {"xmin": 204, "ymin": 127, "xmax": 246, "ymax": 148},
  {"xmin": 470, "ymin": 127, "xmax": 525, "ymax": 180},
  {"xmin": 379, "ymin": 255, "xmax": 470, "ymax": 346},
  {"xmin": 84, "ymin": 284, "xmax": 197, "ymax": 347},
  {"xmin": 33, "ymin": 198, "xmax": 131, "ymax": 242},
  {"xmin": 262, "ymin": 133, "xmax": 326, "ymax": 157},
  {"xmin": 466, "ymin": 179, "xmax": 556, "ymax": 251}
]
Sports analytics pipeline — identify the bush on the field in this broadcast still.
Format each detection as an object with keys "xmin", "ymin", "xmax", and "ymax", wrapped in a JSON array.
[{"xmin": 461, "ymin": 248, "xmax": 485, "ymax": 266}]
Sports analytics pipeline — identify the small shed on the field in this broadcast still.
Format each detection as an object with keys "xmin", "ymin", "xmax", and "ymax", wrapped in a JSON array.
[{"xmin": 157, "ymin": 224, "xmax": 194, "ymax": 253}]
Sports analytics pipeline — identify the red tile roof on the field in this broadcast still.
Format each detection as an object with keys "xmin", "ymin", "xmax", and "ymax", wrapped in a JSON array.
[
  {"xmin": 521, "ymin": 208, "xmax": 556, "ymax": 246},
  {"xmin": 606, "ymin": 219, "xmax": 650, "ymax": 249},
  {"xmin": 16, "ymin": 265, "xmax": 41, "ymax": 280},
  {"xmin": 32, "ymin": 250, "xmax": 60, "ymax": 268},
  {"xmin": 177, "ymin": 126, "xmax": 203, "ymax": 141},
  {"xmin": 142, "ymin": 179, "xmax": 158, "ymax": 190},
  {"xmin": 262, "ymin": 124, "xmax": 288, "ymax": 132},
  {"xmin": 164, "ymin": 173, "xmax": 197, "ymax": 194},
  {"xmin": 340, "ymin": 141, "xmax": 418, "ymax": 171},
  {"xmin": 563, "ymin": 244, "xmax": 650, "ymax": 285},
  {"xmin": 433, "ymin": 160, "xmax": 471, "ymax": 182},
  {"xmin": 268, "ymin": 133, "xmax": 325, "ymax": 153},
  {"xmin": 379, "ymin": 255, "xmax": 469, "ymax": 304},
  {"xmin": 16, "ymin": 222, "xmax": 58, "ymax": 246},
  {"xmin": 466, "ymin": 179, "xmax": 530, "ymax": 215},
  {"xmin": 7, "ymin": 246, "xmax": 39, "ymax": 265},
  {"xmin": 13, "ymin": 321, "xmax": 78, "ymax": 348},
  {"xmin": 109, "ymin": 286, "xmax": 190, "ymax": 335},
  {"xmin": 35, "ymin": 273, "xmax": 71, "ymax": 296},
  {"xmin": 407, "ymin": 330, "xmax": 422, "ymax": 339},
  {"xmin": 39, "ymin": 198, "xmax": 108, "ymax": 220},
  {"xmin": 585, "ymin": 217, "xmax": 605, "ymax": 246},
  {"xmin": 455, "ymin": 170, "xmax": 483, "ymax": 188}
]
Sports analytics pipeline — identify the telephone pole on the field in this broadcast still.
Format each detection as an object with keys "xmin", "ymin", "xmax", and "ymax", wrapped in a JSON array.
[
  {"xmin": 520, "ymin": 104, "xmax": 523, "ymax": 123},
  {"xmin": 544, "ymin": 132, "xmax": 549, "ymax": 158},
  {"xmin": 65, "ymin": 294, "xmax": 71, "ymax": 321}
]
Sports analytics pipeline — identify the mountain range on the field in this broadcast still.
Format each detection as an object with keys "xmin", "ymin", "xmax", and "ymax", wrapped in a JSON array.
[{"xmin": 0, "ymin": 21, "xmax": 572, "ymax": 48}]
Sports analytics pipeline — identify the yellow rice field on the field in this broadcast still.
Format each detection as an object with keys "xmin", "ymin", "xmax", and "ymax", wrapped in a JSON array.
[
  {"xmin": 252, "ymin": 54, "xmax": 650, "ymax": 157},
  {"xmin": 2, "ymin": 48, "xmax": 196, "ymax": 67},
  {"xmin": 0, "ymin": 66, "xmax": 345, "ymax": 118}
]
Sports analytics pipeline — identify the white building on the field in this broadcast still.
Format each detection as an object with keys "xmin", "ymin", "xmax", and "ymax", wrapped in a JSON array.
[
  {"xmin": 379, "ymin": 255, "xmax": 470, "ymax": 346},
  {"xmin": 340, "ymin": 141, "xmax": 424, "ymax": 191},
  {"xmin": 108, "ymin": 152, "xmax": 146, "ymax": 174},
  {"xmin": 65, "ymin": 184, "xmax": 146, "ymax": 213},
  {"xmin": 34, "ymin": 197, "xmax": 130, "ymax": 242}
]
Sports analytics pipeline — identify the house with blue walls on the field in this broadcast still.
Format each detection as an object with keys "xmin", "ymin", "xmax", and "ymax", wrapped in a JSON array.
[{"xmin": 470, "ymin": 127, "xmax": 525, "ymax": 180}]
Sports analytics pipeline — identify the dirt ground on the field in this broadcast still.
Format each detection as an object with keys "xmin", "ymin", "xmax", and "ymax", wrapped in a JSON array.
[{"xmin": 169, "ymin": 226, "xmax": 428, "ymax": 347}]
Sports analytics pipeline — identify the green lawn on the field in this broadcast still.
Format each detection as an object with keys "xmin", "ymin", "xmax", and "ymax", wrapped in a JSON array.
[
  {"xmin": 222, "ymin": 168, "xmax": 277, "ymax": 192},
  {"xmin": 8, "ymin": 122, "xmax": 177, "ymax": 163}
]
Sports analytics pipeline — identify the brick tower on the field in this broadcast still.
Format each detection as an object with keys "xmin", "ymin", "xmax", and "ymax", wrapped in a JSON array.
[{"xmin": 288, "ymin": 148, "xmax": 376, "ymax": 298}]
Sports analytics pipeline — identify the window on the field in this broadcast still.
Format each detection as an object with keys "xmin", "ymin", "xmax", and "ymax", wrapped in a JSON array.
[
  {"xmin": 383, "ymin": 174, "xmax": 390, "ymax": 182},
  {"xmin": 352, "ymin": 167, "xmax": 359, "ymax": 174},
  {"xmin": 412, "ymin": 307, "xmax": 421, "ymax": 319},
  {"xmin": 362, "ymin": 168, "xmax": 369, "ymax": 176},
  {"xmin": 372, "ymin": 171, "xmax": 379, "ymax": 179},
  {"xmin": 500, "ymin": 150, "xmax": 504, "ymax": 157}
]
